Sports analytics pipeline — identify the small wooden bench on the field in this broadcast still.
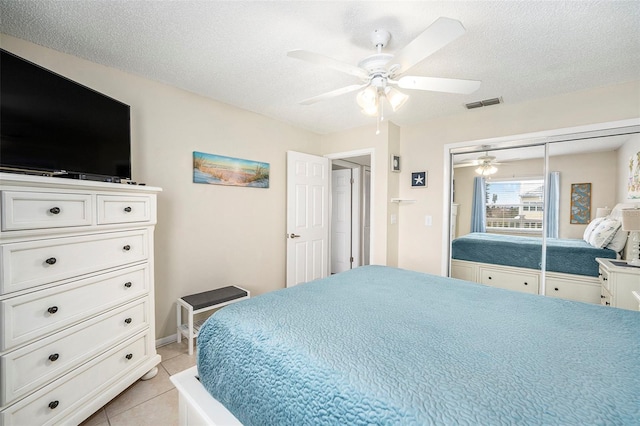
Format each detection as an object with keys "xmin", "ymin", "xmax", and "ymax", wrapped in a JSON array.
[{"xmin": 177, "ymin": 286, "xmax": 250, "ymax": 355}]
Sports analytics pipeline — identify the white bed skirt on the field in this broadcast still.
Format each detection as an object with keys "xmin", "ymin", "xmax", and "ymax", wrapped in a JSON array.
[{"xmin": 170, "ymin": 366, "xmax": 242, "ymax": 426}]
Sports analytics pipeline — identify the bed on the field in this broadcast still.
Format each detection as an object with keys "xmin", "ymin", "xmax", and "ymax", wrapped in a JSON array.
[
  {"xmin": 451, "ymin": 232, "xmax": 616, "ymax": 277},
  {"xmin": 449, "ymin": 203, "xmax": 637, "ymax": 303},
  {"xmin": 171, "ymin": 266, "xmax": 640, "ymax": 425}
]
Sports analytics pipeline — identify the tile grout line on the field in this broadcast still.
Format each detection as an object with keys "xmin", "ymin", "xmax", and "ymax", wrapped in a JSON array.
[{"xmin": 104, "ymin": 362, "xmax": 173, "ymax": 423}]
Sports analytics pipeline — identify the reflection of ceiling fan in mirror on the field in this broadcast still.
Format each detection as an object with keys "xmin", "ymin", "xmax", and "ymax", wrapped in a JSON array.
[{"xmin": 455, "ymin": 152, "xmax": 501, "ymax": 176}]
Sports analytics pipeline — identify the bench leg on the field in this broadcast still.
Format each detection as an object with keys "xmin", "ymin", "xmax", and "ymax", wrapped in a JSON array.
[
  {"xmin": 188, "ymin": 306, "xmax": 194, "ymax": 356},
  {"xmin": 176, "ymin": 301, "xmax": 182, "ymax": 344}
]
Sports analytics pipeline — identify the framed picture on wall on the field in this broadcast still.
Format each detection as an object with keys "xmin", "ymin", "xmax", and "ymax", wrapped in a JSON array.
[
  {"xmin": 570, "ymin": 182, "xmax": 591, "ymax": 224},
  {"xmin": 411, "ymin": 171, "xmax": 427, "ymax": 188},
  {"xmin": 391, "ymin": 155, "xmax": 400, "ymax": 172}
]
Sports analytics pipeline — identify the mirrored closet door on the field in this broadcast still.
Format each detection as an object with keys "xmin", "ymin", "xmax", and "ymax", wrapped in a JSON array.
[
  {"xmin": 448, "ymin": 124, "xmax": 640, "ymax": 306},
  {"xmin": 449, "ymin": 145, "xmax": 545, "ymax": 295}
]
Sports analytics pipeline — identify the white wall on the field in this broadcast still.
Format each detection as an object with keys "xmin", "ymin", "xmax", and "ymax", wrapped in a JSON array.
[
  {"xmin": 617, "ymin": 134, "xmax": 640, "ymax": 202},
  {"xmin": 1, "ymin": 35, "xmax": 322, "ymax": 339}
]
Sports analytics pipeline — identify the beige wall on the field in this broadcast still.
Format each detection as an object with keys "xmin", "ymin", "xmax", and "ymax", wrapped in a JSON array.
[
  {"xmin": 1, "ymin": 35, "xmax": 322, "ymax": 339},
  {"xmin": 3, "ymin": 34, "xmax": 639, "ymax": 340},
  {"xmin": 397, "ymin": 80, "xmax": 640, "ymax": 275},
  {"xmin": 551, "ymin": 150, "xmax": 618, "ymax": 239}
]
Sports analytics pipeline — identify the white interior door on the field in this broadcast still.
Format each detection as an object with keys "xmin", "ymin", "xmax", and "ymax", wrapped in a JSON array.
[
  {"xmin": 286, "ymin": 151, "xmax": 329, "ymax": 287},
  {"xmin": 331, "ymin": 169, "xmax": 352, "ymax": 274}
]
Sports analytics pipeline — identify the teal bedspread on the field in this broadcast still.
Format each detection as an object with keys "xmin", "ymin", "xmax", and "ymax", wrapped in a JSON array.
[
  {"xmin": 197, "ymin": 266, "xmax": 639, "ymax": 425},
  {"xmin": 451, "ymin": 232, "xmax": 616, "ymax": 276}
]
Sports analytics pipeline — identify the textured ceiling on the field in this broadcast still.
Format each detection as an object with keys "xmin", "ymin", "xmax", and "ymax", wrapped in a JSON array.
[{"xmin": 1, "ymin": 1, "xmax": 639, "ymax": 135}]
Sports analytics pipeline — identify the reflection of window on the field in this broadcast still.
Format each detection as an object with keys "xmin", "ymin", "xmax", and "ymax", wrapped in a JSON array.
[{"xmin": 486, "ymin": 178, "xmax": 544, "ymax": 233}]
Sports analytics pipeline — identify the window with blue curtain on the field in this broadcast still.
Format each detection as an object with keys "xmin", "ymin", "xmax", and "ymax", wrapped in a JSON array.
[
  {"xmin": 470, "ymin": 176, "xmax": 486, "ymax": 232},
  {"xmin": 544, "ymin": 172, "xmax": 560, "ymax": 238}
]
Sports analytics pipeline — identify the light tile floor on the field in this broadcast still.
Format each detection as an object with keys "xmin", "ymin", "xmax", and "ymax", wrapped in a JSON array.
[{"xmin": 80, "ymin": 340, "xmax": 195, "ymax": 426}]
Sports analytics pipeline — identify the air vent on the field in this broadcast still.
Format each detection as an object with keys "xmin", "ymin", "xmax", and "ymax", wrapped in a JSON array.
[{"xmin": 465, "ymin": 97, "xmax": 503, "ymax": 109}]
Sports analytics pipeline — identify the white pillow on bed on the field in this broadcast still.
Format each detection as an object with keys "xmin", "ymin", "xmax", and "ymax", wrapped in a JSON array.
[
  {"xmin": 606, "ymin": 227, "xmax": 628, "ymax": 252},
  {"xmin": 588, "ymin": 218, "xmax": 621, "ymax": 248},
  {"xmin": 583, "ymin": 217, "xmax": 604, "ymax": 242}
]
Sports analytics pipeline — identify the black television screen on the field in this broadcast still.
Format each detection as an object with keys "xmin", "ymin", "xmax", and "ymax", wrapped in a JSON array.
[{"xmin": 1, "ymin": 49, "xmax": 131, "ymax": 180}]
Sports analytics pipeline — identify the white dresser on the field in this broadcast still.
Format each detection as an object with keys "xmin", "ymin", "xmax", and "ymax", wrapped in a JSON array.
[{"xmin": 0, "ymin": 173, "xmax": 162, "ymax": 425}]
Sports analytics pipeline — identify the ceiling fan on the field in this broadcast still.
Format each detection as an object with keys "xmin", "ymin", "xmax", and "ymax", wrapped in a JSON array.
[
  {"xmin": 287, "ymin": 17, "xmax": 481, "ymax": 132},
  {"xmin": 455, "ymin": 151, "xmax": 501, "ymax": 175}
]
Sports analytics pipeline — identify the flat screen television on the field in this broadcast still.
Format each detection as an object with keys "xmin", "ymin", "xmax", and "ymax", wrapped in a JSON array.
[{"xmin": 1, "ymin": 49, "xmax": 131, "ymax": 181}]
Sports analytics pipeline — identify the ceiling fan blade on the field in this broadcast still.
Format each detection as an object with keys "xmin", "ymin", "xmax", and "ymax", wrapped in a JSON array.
[
  {"xmin": 287, "ymin": 50, "xmax": 369, "ymax": 80},
  {"xmin": 397, "ymin": 76, "xmax": 481, "ymax": 94},
  {"xmin": 299, "ymin": 84, "xmax": 367, "ymax": 105},
  {"xmin": 389, "ymin": 17, "xmax": 466, "ymax": 76}
]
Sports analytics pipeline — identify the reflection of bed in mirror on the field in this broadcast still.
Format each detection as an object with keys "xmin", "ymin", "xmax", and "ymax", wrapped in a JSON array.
[{"xmin": 451, "ymin": 203, "xmax": 633, "ymax": 305}]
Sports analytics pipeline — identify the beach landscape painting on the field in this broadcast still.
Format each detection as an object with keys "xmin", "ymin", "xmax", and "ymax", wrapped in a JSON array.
[{"xmin": 193, "ymin": 151, "xmax": 269, "ymax": 188}]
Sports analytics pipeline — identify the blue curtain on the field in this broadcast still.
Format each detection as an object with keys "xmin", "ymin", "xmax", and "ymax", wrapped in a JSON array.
[
  {"xmin": 545, "ymin": 172, "xmax": 560, "ymax": 238},
  {"xmin": 470, "ymin": 176, "xmax": 486, "ymax": 233}
]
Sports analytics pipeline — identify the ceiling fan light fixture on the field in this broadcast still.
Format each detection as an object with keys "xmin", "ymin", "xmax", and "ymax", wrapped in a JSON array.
[
  {"xmin": 357, "ymin": 86, "xmax": 379, "ymax": 116},
  {"xmin": 475, "ymin": 164, "xmax": 498, "ymax": 176},
  {"xmin": 385, "ymin": 87, "xmax": 409, "ymax": 112}
]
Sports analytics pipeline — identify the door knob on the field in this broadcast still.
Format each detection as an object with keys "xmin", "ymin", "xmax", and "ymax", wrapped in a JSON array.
[{"xmin": 288, "ymin": 233, "xmax": 301, "ymax": 239}]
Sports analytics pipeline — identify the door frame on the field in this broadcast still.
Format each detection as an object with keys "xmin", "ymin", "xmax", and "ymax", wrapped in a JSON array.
[{"xmin": 325, "ymin": 148, "xmax": 376, "ymax": 267}]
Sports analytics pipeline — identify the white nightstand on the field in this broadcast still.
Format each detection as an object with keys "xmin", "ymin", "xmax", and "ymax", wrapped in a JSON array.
[{"xmin": 596, "ymin": 258, "xmax": 640, "ymax": 311}]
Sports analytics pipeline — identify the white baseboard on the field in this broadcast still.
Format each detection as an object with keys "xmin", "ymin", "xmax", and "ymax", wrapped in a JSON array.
[{"xmin": 156, "ymin": 333, "xmax": 178, "ymax": 348}]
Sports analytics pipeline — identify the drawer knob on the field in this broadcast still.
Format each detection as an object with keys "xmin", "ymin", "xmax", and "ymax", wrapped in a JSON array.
[
  {"xmin": 124, "ymin": 318, "xmax": 132, "ymax": 324},
  {"xmin": 488, "ymin": 276, "xmax": 492, "ymax": 280},
  {"xmin": 123, "ymin": 245, "xmax": 131, "ymax": 251},
  {"xmin": 601, "ymin": 295, "xmax": 606, "ymax": 299},
  {"xmin": 605, "ymin": 302, "xmax": 611, "ymax": 306},
  {"xmin": 554, "ymin": 287, "xmax": 559, "ymax": 291},
  {"xmin": 45, "ymin": 257, "xmax": 57, "ymax": 265},
  {"xmin": 49, "ymin": 353, "xmax": 60, "ymax": 362},
  {"xmin": 524, "ymin": 282, "xmax": 528, "ymax": 286},
  {"xmin": 48, "ymin": 401, "xmax": 59, "ymax": 410},
  {"xmin": 125, "ymin": 353, "xmax": 133, "ymax": 360},
  {"xmin": 124, "ymin": 206, "xmax": 132, "ymax": 213},
  {"xmin": 49, "ymin": 207, "xmax": 61, "ymax": 214},
  {"xmin": 124, "ymin": 281, "xmax": 132, "ymax": 288},
  {"xmin": 47, "ymin": 306, "xmax": 59, "ymax": 314}
]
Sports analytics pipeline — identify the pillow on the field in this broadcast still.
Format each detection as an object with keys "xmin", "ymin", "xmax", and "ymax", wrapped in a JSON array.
[
  {"xmin": 588, "ymin": 218, "xmax": 621, "ymax": 248},
  {"xmin": 583, "ymin": 217, "xmax": 605, "ymax": 242},
  {"xmin": 606, "ymin": 227, "xmax": 628, "ymax": 253}
]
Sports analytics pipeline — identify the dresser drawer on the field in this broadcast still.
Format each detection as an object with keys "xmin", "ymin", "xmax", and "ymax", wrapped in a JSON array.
[
  {"xmin": 1, "ymin": 191, "xmax": 92, "ymax": 231},
  {"xmin": 1, "ymin": 264, "xmax": 149, "ymax": 351},
  {"xmin": 0, "ymin": 333, "xmax": 149, "ymax": 426},
  {"xmin": 1, "ymin": 298, "xmax": 149, "ymax": 405},
  {"xmin": 545, "ymin": 277, "xmax": 600, "ymax": 304},
  {"xmin": 1, "ymin": 229, "xmax": 149, "ymax": 294},
  {"xmin": 97, "ymin": 195, "xmax": 152, "ymax": 225},
  {"xmin": 598, "ymin": 267, "xmax": 611, "ymax": 292},
  {"xmin": 600, "ymin": 288, "xmax": 613, "ymax": 307},
  {"xmin": 479, "ymin": 267, "xmax": 539, "ymax": 295}
]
